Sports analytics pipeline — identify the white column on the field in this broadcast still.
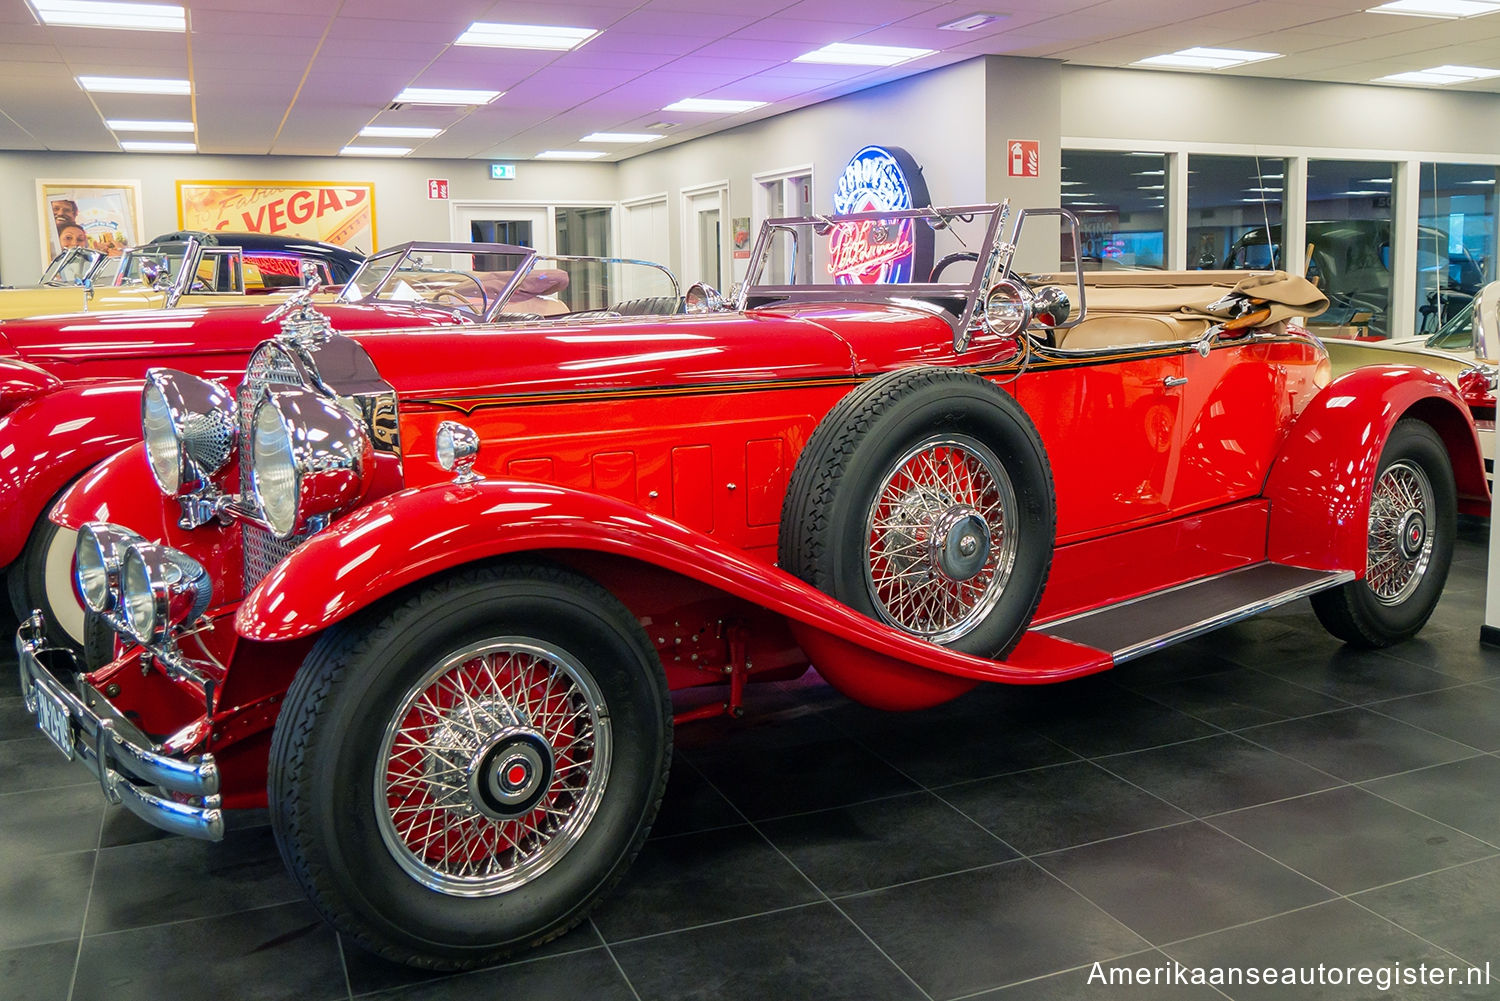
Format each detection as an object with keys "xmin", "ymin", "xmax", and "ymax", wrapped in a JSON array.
[
  {"xmin": 1282, "ymin": 156, "xmax": 1307, "ymax": 277},
  {"xmin": 1390, "ymin": 158, "xmax": 1420, "ymax": 340},
  {"xmin": 1166, "ymin": 151, "xmax": 1188, "ymax": 270}
]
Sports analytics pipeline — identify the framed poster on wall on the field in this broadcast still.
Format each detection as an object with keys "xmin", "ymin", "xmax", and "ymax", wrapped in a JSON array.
[
  {"xmin": 37, "ymin": 179, "xmax": 144, "ymax": 265},
  {"xmin": 176, "ymin": 179, "xmax": 377, "ymax": 250}
]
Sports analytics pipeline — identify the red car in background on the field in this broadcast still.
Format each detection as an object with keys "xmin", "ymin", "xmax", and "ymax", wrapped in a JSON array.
[
  {"xmin": 1, "ymin": 243, "xmax": 679, "ymax": 646},
  {"xmin": 17, "ymin": 203, "xmax": 1486, "ymax": 970}
]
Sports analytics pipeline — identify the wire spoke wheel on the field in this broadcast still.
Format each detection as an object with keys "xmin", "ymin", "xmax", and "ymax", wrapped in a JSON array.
[
  {"xmin": 863, "ymin": 434, "xmax": 1019, "ymax": 643},
  {"xmin": 1365, "ymin": 459, "xmax": 1434, "ymax": 606},
  {"xmin": 375, "ymin": 639, "xmax": 612, "ymax": 897}
]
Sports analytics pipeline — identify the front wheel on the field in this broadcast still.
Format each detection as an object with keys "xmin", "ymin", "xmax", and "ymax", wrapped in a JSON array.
[
  {"xmin": 268, "ymin": 562, "xmax": 671, "ymax": 970},
  {"xmin": 1311, "ymin": 419, "xmax": 1456, "ymax": 647},
  {"xmin": 6, "ymin": 513, "xmax": 84, "ymax": 650}
]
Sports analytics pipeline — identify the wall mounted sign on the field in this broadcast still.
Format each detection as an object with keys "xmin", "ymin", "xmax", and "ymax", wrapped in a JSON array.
[
  {"xmin": 491, "ymin": 164, "xmax": 516, "ymax": 180},
  {"xmin": 1008, "ymin": 140, "xmax": 1040, "ymax": 178},
  {"xmin": 828, "ymin": 145, "xmax": 931, "ymax": 284},
  {"xmin": 177, "ymin": 180, "xmax": 376, "ymax": 248},
  {"xmin": 427, "ymin": 178, "xmax": 449, "ymax": 200}
]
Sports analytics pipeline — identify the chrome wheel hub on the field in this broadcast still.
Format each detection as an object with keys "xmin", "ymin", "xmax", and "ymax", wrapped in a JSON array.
[
  {"xmin": 376, "ymin": 639, "xmax": 611, "ymax": 897},
  {"xmin": 1366, "ymin": 459, "xmax": 1435, "ymax": 606},
  {"xmin": 864, "ymin": 434, "xmax": 1018, "ymax": 644}
]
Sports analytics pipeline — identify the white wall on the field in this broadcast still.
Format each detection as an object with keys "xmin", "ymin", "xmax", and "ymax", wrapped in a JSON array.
[{"xmin": 0, "ymin": 150, "xmax": 615, "ymax": 282}]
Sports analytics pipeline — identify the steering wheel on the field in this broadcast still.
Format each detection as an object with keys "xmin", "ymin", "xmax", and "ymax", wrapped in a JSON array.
[
  {"xmin": 432, "ymin": 290, "xmax": 474, "ymax": 308},
  {"xmin": 930, "ymin": 252, "xmax": 979, "ymax": 283}
]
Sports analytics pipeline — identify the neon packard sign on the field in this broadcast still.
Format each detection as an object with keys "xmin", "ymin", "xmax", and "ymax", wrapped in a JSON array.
[{"xmin": 828, "ymin": 145, "xmax": 932, "ymax": 284}]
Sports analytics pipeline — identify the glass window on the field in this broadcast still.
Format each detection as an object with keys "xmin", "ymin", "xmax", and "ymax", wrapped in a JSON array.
[
  {"xmin": 1416, "ymin": 163, "xmax": 1497, "ymax": 338},
  {"xmin": 1061, "ymin": 150, "xmax": 1164, "ymax": 270},
  {"xmin": 1305, "ymin": 159, "xmax": 1396, "ymax": 338},
  {"xmin": 1190, "ymin": 155, "xmax": 1285, "ymax": 272}
]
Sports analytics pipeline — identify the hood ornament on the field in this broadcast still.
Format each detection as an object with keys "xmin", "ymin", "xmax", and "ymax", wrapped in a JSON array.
[{"xmin": 263, "ymin": 261, "xmax": 333, "ymax": 347}]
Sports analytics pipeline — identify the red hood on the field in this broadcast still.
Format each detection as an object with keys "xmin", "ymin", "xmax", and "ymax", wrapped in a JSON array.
[
  {"xmin": 1, "ymin": 301, "xmax": 464, "ymax": 373},
  {"xmin": 349, "ymin": 302, "xmax": 958, "ymax": 405}
]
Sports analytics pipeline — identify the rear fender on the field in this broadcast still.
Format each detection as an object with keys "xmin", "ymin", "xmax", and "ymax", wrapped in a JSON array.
[
  {"xmin": 0, "ymin": 382, "xmax": 140, "ymax": 567},
  {"xmin": 1264, "ymin": 365, "xmax": 1484, "ymax": 571},
  {"xmin": 235, "ymin": 479, "xmax": 1112, "ymax": 706}
]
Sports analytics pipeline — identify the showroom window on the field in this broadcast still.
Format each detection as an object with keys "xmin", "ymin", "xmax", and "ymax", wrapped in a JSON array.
[
  {"xmin": 1305, "ymin": 159, "xmax": 1396, "ymax": 338},
  {"xmin": 1061, "ymin": 150, "xmax": 1165, "ymax": 269},
  {"xmin": 1189, "ymin": 155, "xmax": 1285, "ymax": 272},
  {"xmin": 1416, "ymin": 162, "xmax": 1497, "ymax": 336}
]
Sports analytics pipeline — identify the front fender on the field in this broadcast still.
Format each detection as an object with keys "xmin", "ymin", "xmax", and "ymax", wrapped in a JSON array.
[
  {"xmin": 0, "ymin": 381, "xmax": 141, "ymax": 567},
  {"xmin": 1264, "ymin": 365, "xmax": 1484, "ymax": 572},
  {"xmin": 236, "ymin": 479, "xmax": 1111, "ymax": 693}
]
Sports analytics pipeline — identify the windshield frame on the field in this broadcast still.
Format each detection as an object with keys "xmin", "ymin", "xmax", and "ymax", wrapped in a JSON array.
[{"xmin": 40, "ymin": 247, "xmax": 107, "ymax": 287}]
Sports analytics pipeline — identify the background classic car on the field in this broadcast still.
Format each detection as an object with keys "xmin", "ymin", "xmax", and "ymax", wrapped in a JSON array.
[
  {"xmin": 18, "ymin": 203, "xmax": 1485, "ymax": 970},
  {"xmin": 0, "ymin": 243, "xmax": 679, "ymax": 648},
  {"xmin": 0, "ymin": 230, "xmax": 363, "ymax": 320}
]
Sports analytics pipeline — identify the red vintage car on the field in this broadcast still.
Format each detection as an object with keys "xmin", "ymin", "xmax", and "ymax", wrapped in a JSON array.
[
  {"xmin": 16, "ymin": 204, "xmax": 1487, "ymax": 970},
  {"xmin": 0, "ymin": 243, "xmax": 679, "ymax": 648}
]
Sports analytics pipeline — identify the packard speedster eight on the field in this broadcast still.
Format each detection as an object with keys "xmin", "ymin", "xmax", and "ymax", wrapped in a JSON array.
[
  {"xmin": 0, "ymin": 244, "xmax": 679, "ymax": 650},
  {"xmin": 17, "ymin": 203, "xmax": 1487, "ymax": 969}
]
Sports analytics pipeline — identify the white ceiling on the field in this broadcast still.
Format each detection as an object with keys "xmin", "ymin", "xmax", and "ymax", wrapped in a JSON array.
[{"xmin": 2, "ymin": 0, "xmax": 1499, "ymax": 160}]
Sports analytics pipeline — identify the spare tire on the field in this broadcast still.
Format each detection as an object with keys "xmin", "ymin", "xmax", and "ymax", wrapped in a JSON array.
[{"xmin": 779, "ymin": 366, "xmax": 1055, "ymax": 657}]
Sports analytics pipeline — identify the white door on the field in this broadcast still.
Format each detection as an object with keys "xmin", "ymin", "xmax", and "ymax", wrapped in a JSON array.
[
  {"xmin": 622, "ymin": 197, "xmax": 668, "ymax": 267},
  {"xmin": 682, "ymin": 185, "xmax": 728, "ymax": 289},
  {"xmin": 452, "ymin": 203, "xmax": 552, "ymax": 254}
]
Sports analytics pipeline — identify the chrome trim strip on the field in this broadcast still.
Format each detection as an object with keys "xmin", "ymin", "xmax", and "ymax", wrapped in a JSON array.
[
  {"xmin": 15, "ymin": 615, "xmax": 224, "ymax": 841},
  {"xmin": 1104, "ymin": 569, "xmax": 1355, "ymax": 664}
]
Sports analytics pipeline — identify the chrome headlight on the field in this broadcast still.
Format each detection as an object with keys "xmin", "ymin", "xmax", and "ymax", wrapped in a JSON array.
[
  {"xmin": 435, "ymin": 421, "xmax": 481, "ymax": 482},
  {"xmin": 142, "ymin": 369, "xmax": 236, "ymax": 496},
  {"xmin": 251, "ymin": 389, "xmax": 373, "ymax": 540},
  {"xmin": 120, "ymin": 543, "xmax": 211, "ymax": 645},
  {"xmin": 982, "ymin": 279, "xmax": 1033, "ymax": 338},
  {"xmin": 74, "ymin": 523, "xmax": 146, "ymax": 614}
]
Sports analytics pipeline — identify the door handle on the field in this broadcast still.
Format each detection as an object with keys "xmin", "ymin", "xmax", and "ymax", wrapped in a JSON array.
[{"xmin": 1163, "ymin": 376, "xmax": 1188, "ymax": 387}]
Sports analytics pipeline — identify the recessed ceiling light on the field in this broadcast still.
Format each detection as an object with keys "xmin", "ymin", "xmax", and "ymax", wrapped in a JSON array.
[
  {"xmin": 1133, "ymin": 170, "xmax": 1165, "ymax": 176},
  {"xmin": 663, "ymin": 97, "xmax": 766, "ymax": 113},
  {"xmin": 455, "ymin": 22, "xmax": 598, "ymax": 50},
  {"xmin": 120, "ymin": 140, "xmax": 194, "ymax": 152},
  {"xmin": 1246, "ymin": 187, "xmax": 1284, "ymax": 193},
  {"xmin": 581, "ymin": 132, "xmax": 663, "ymax": 143},
  {"xmin": 1374, "ymin": 64, "xmax": 1500, "ymax": 84},
  {"xmin": 106, "ymin": 119, "xmax": 193, "ymax": 132},
  {"xmin": 794, "ymin": 42, "xmax": 935, "ymax": 66},
  {"xmin": 359, "ymin": 125, "xmax": 443, "ymax": 138},
  {"xmin": 1060, "ymin": 180, "xmax": 1086, "ymax": 186},
  {"xmin": 78, "ymin": 75, "xmax": 188, "ymax": 94},
  {"xmin": 394, "ymin": 87, "xmax": 501, "ymax": 105},
  {"xmin": 340, "ymin": 145, "xmax": 411, "ymax": 156},
  {"xmin": 1460, "ymin": 178, "xmax": 1498, "ymax": 184},
  {"xmin": 30, "ymin": 0, "xmax": 184, "ymax": 32},
  {"xmin": 535, "ymin": 150, "xmax": 606, "ymax": 160},
  {"xmin": 1366, "ymin": 0, "xmax": 1500, "ymax": 18},
  {"xmin": 1132, "ymin": 46, "xmax": 1281, "ymax": 70},
  {"xmin": 1338, "ymin": 189, "xmax": 1386, "ymax": 196},
  {"xmin": 938, "ymin": 12, "xmax": 1007, "ymax": 31}
]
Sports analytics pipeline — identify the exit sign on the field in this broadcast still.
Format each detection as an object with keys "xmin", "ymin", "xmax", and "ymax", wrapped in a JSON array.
[{"xmin": 491, "ymin": 163, "xmax": 516, "ymax": 180}]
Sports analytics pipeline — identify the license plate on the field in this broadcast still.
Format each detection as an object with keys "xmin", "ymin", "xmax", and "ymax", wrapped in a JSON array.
[{"xmin": 34, "ymin": 685, "xmax": 75, "ymax": 761}]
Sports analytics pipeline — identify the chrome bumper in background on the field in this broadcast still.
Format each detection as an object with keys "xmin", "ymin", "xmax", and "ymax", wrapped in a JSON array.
[{"xmin": 15, "ymin": 613, "xmax": 224, "ymax": 840}]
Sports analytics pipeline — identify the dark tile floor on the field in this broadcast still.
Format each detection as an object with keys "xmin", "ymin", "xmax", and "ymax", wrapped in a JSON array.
[{"xmin": 6, "ymin": 521, "xmax": 1500, "ymax": 1000}]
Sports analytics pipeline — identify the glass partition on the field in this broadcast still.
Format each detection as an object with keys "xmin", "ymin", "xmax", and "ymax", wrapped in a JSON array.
[
  {"xmin": 1060, "ymin": 150, "xmax": 1165, "ymax": 269},
  {"xmin": 1416, "ymin": 162, "xmax": 1497, "ymax": 337},
  {"xmin": 1304, "ymin": 159, "xmax": 1396, "ymax": 338},
  {"xmin": 1189, "ymin": 155, "xmax": 1285, "ymax": 271}
]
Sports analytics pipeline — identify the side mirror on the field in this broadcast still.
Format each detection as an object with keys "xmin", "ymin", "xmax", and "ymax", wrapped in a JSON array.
[{"xmin": 981, "ymin": 279, "xmax": 1034, "ymax": 337}]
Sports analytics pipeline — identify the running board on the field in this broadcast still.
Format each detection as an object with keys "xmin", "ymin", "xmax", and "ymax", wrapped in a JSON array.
[{"xmin": 1033, "ymin": 564, "xmax": 1355, "ymax": 665}]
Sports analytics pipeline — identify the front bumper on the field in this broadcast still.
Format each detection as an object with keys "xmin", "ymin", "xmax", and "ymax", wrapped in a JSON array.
[{"xmin": 15, "ymin": 613, "xmax": 224, "ymax": 840}]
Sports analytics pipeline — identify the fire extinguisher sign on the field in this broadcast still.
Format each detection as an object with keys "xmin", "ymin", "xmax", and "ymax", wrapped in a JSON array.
[{"xmin": 1008, "ymin": 140, "xmax": 1040, "ymax": 178}]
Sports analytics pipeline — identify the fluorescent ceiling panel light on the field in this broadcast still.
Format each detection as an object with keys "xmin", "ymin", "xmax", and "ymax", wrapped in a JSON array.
[
  {"xmin": 395, "ymin": 86, "xmax": 501, "ymax": 105},
  {"xmin": 938, "ymin": 12, "xmax": 1006, "ymax": 30},
  {"xmin": 581, "ymin": 132, "xmax": 663, "ymax": 143},
  {"xmin": 360, "ymin": 125, "xmax": 443, "ymax": 138},
  {"xmin": 1366, "ymin": 0, "xmax": 1500, "ymax": 17},
  {"xmin": 1133, "ymin": 170, "xmax": 1165, "ymax": 176},
  {"xmin": 1138, "ymin": 184, "xmax": 1165, "ymax": 190},
  {"xmin": 1338, "ymin": 189, "xmax": 1385, "ymax": 195},
  {"xmin": 30, "ymin": 0, "xmax": 183, "ymax": 31},
  {"xmin": 1428, "ymin": 63, "xmax": 1500, "ymax": 78},
  {"xmin": 794, "ymin": 42, "xmax": 934, "ymax": 66},
  {"xmin": 120, "ymin": 140, "xmax": 194, "ymax": 151},
  {"xmin": 455, "ymin": 22, "xmax": 598, "ymax": 50},
  {"xmin": 1133, "ymin": 46, "xmax": 1280, "ymax": 70},
  {"xmin": 1375, "ymin": 64, "xmax": 1500, "ymax": 84},
  {"xmin": 340, "ymin": 145, "xmax": 411, "ymax": 156},
  {"xmin": 1246, "ymin": 187, "xmax": 1284, "ymax": 192},
  {"xmin": 662, "ymin": 97, "xmax": 766, "ymax": 113},
  {"xmin": 535, "ymin": 150, "xmax": 605, "ymax": 159},
  {"xmin": 1460, "ymin": 178, "xmax": 1497, "ymax": 184},
  {"xmin": 106, "ymin": 118, "xmax": 192, "ymax": 132},
  {"xmin": 78, "ymin": 75, "xmax": 188, "ymax": 94}
]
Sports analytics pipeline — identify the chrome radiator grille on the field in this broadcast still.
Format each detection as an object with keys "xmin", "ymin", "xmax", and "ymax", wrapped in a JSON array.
[{"xmin": 239, "ymin": 343, "xmax": 310, "ymax": 592}]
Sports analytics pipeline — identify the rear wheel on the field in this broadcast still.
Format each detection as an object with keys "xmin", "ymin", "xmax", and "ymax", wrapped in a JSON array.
[
  {"xmin": 268, "ymin": 562, "xmax": 671, "ymax": 970},
  {"xmin": 1311, "ymin": 419, "xmax": 1455, "ymax": 647}
]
